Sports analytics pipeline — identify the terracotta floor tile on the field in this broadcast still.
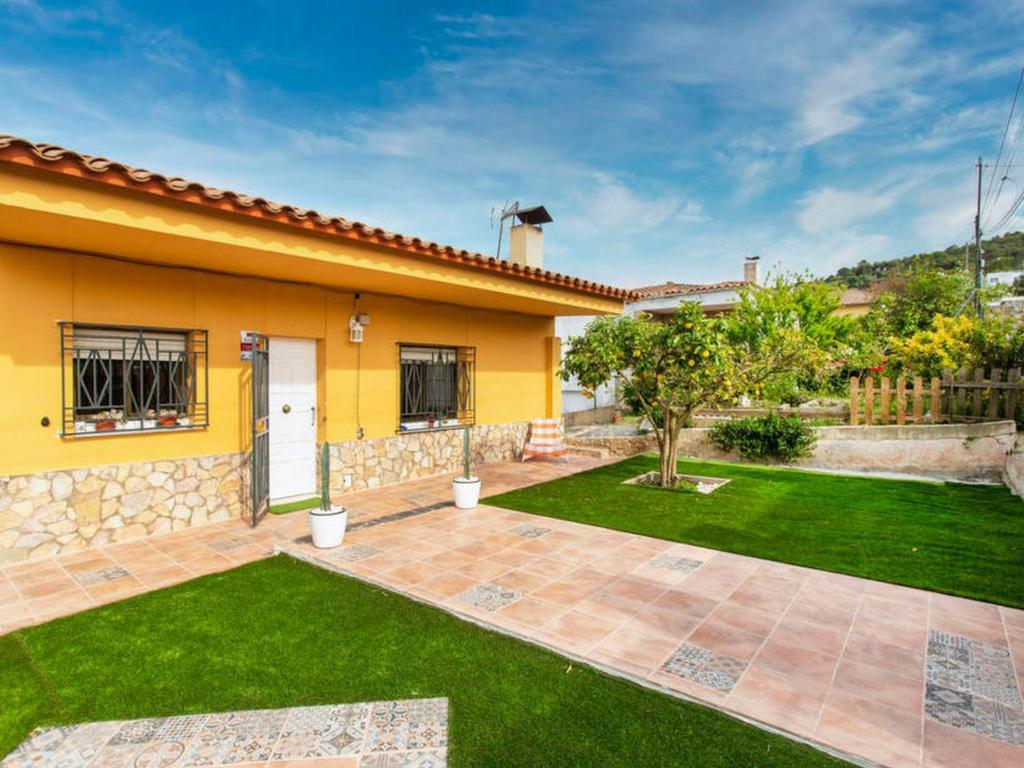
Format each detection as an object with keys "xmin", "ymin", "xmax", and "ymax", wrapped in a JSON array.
[
  {"xmin": 600, "ymin": 574, "xmax": 668, "ymax": 605},
  {"xmin": 491, "ymin": 568, "xmax": 549, "ymax": 595},
  {"xmin": 859, "ymin": 593, "xmax": 928, "ymax": 626},
  {"xmin": 495, "ymin": 596, "xmax": 565, "ymax": 628},
  {"xmin": 417, "ymin": 571, "xmax": 479, "ymax": 599},
  {"xmin": 385, "ymin": 561, "xmax": 449, "ymax": 586},
  {"xmin": 769, "ymin": 617, "xmax": 847, "ymax": 658},
  {"xmin": 816, "ymin": 690, "xmax": 922, "ymax": 768},
  {"xmin": 456, "ymin": 558, "xmax": 513, "ymax": 582},
  {"xmin": 841, "ymin": 629, "xmax": 924, "ymax": 674},
  {"xmin": 688, "ymin": 618, "xmax": 766, "ymax": 661},
  {"xmin": 831, "ymin": 659, "xmax": 922, "ymax": 713},
  {"xmin": 929, "ymin": 612, "xmax": 1008, "ymax": 646},
  {"xmin": 518, "ymin": 556, "xmax": 580, "ymax": 581},
  {"xmin": 628, "ymin": 605, "xmax": 701, "ymax": 640},
  {"xmin": 574, "ymin": 591, "xmax": 645, "ymax": 626},
  {"xmin": 85, "ymin": 576, "xmax": 148, "ymax": 604},
  {"xmin": 544, "ymin": 609, "xmax": 620, "ymax": 649},
  {"xmin": 532, "ymin": 579, "xmax": 590, "ymax": 609},
  {"xmin": 784, "ymin": 599, "xmax": 858, "ymax": 633},
  {"xmin": 750, "ymin": 636, "xmax": 839, "ymax": 698},
  {"xmin": 651, "ymin": 588, "xmax": 720, "ymax": 620},
  {"xmin": 133, "ymin": 563, "xmax": 193, "ymax": 589},
  {"xmin": 709, "ymin": 600, "xmax": 782, "ymax": 637},
  {"xmin": 727, "ymin": 667, "xmax": 824, "ymax": 738},
  {"xmin": 930, "ymin": 592, "xmax": 1004, "ymax": 625},
  {"xmin": 648, "ymin": 669, "xmax": 729, "ymax": 704},
  {"xmin": 922, "ymin": 718, "xmax": 1022, "ymax": 768},
  {"xmin": 591, "ymin": 620, "xmax": 681, "ymax": 670},
  {"xmin": 15, "ymin": 575, "xmax": 78, "ymax": 600},
  {"xmin": 27, "ymin": 587, "xmax": 94, "ymax": 620}
]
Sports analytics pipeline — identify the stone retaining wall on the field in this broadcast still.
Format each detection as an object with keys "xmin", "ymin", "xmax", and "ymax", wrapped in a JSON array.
[{"xmin": 568, "ymin": 421, "xmax": 1018, "ymax": 484}]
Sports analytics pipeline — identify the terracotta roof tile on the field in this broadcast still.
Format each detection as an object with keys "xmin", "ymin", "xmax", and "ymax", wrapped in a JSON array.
[
  {"xmin": 631, "ymin": 280, "xmax": 749, "ymax": 299},
  {"xmin": 0, "ymin": 135, "xmax": 635, "ymax": 302}
]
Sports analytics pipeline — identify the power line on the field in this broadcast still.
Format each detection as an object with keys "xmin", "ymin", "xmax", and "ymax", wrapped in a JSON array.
[{"xmin": 982, "ymin": 63, "xmax": 1024, "ymax": 220}]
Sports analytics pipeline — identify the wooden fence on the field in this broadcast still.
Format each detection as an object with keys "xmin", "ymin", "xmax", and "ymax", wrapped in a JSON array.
[{"xmin": 849, "ymin": 368, "xmax": 1024, "ymax": 425}]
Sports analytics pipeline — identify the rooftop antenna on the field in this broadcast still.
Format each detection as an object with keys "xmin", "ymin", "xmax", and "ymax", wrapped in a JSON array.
[{"xmin": 493, "ymin": 200, "xmax": 518, "ymax": 259}]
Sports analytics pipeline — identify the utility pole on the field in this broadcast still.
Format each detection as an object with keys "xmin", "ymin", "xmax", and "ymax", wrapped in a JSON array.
[{"xmin": 974, "ymin": 156, "xmax": 984, "ymax": 319}]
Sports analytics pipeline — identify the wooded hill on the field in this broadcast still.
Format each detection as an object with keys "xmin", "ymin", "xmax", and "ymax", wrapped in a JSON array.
[{"xmin": 825, "ymin": 231, "xmax": 1024, "ymax": 288}]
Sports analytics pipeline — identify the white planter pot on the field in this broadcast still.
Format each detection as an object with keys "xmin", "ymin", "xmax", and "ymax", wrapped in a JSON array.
[
  {"xmin": 308, "ymin": 505, "xmax": 347, "ymax": 548},
  {"xmin": 453, "ymin": 476, "xmax": 482, "ymax": 509}
]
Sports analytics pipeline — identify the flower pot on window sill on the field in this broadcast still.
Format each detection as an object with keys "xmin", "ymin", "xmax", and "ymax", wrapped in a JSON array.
[
  {"xmin": 94, "ymin": 420, "xmax": 117, "ymax": 432},
  {"xmin": 158, "ymin": 416, "xmax": 179, "ymax": 428},
  {"xmin": 453, "ymin": 476, "xmax": 481, "ymax": 509},
  {"xmin": 308, "ymin": 506, "xmax": 347, "ymax": 548}
]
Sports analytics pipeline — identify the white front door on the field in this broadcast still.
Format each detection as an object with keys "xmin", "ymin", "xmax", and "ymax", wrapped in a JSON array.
[{"xmin": 269, "ymin": 337, "xmax": 317, "ymax": 502}]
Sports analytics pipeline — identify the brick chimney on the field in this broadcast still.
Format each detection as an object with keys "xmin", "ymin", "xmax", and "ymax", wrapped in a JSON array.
[{"xmin": 744, "ymin": 256, "xmax": 760, "ymax": 285}]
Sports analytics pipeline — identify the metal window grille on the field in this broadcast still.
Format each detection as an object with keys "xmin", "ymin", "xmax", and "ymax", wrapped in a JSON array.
[
  {"xmin": 60, "ymin": 323, "xmax": 209, "ymax": 435},
  {"xmin": 399, "ymin": 344, "xmax": 475, "ymax": 427}
]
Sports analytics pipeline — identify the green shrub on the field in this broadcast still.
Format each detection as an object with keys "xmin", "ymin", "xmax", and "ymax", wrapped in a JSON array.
[{"xmin": 708, "ymin": 412, "xmax": 817, "ymax": 462}]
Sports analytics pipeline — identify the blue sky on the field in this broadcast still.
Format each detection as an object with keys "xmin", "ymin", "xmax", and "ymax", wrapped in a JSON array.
[{"xmin": 2, "ymin": 0, "xmax": 1023, "ymax": 287}]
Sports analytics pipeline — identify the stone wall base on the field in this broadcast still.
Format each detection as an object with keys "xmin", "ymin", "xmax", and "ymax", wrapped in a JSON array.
[
  {"xmin": 328, "ymin": 422, "xmax": 529, "ymax": 494},
  {"xmin": 1, "ymin": 421, "xmax": 532, "ymax": 565},
  {"xmin": 0, "ymin": 454, "xmax": 247, "ymax": 566}
]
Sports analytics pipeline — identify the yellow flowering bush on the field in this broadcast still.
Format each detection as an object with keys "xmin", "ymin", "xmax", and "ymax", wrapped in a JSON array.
[{"xmin": 888, "ymin": 314, "xmax": 974, "ymax": 379}]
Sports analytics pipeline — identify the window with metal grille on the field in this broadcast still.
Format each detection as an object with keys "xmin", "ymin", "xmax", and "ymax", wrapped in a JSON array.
[
  {"xmin": 60, "ymin": 324, "xmax": 209, "ymax": 435},
  {"xmin": 398, "ymin": 345, "xmax": 475, "ymax": 430}
]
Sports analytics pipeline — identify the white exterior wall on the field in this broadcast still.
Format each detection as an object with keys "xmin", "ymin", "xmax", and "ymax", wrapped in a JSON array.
[
  {"xmin": 555, "ymin": 315, "xmax": 616, "ymax": 413},
  {"xmin": 555, "ymin": 288, "xmax": 742, "ymax": 414}
]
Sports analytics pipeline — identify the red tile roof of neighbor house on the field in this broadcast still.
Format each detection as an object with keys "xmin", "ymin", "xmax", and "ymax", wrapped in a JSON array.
[
  {"xmin": 0, "ymin": 135, "xmax": 635, "ymax": 301},
  {"xmin": 631, "ymin": 280, "xmax": 749, "ymax": 299}
]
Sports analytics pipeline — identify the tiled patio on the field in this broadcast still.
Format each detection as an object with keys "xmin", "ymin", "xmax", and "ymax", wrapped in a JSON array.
[
  {"xmin": 2, "ymin": 456, "xmax": 1022, "ymax": 768},
  {"xmin": 0, "ymin": 458, "xmax": 607, "ymax": 634},
  {"xmin": 1, "ymin": 697, "xmax": 448, "ymax": 767}
]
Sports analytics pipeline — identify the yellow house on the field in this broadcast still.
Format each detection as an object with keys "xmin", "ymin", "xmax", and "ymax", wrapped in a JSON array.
[{"xmin": 0, "ymin": 135, "xmax": 628, "ymax": 564}]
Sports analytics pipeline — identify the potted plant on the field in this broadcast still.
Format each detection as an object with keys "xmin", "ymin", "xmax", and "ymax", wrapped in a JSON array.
[
  {"xmin": 158, "ymin": 409, "xmax": 179, "ymax": 428},
  {"xmin": 308, "ymin": 443, "xmax": 347, "ymax": 548},
  {"xmin": 452, "ymin": 426, "xmax": 481, "ymax": 509}
]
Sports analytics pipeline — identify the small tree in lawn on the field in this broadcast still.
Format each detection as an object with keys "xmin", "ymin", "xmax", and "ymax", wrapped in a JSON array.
[{"xmin": 564, "ymin": 302, "xmax": 816, "ymax": 487}]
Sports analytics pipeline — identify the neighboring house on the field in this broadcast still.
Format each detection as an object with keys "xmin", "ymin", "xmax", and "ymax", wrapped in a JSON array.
[
  {"xmin": 556, "ymin": 258, "xmax": 758, "ymax": 413},
  {"xmin": 986, "ymin": 270, "xmax": 1024, "ymax": 288},
  {"xmin": 835, "ymin": 287, "xmax": 875, "ymax": 317},
  {"xmin": 0, "ymin": 135, "xmax": 627, "ymax": 564}
]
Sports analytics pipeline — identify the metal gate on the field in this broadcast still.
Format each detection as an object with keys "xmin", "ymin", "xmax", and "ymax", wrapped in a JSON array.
[{"xmin": 250, "ymin": 333, "xmax": 270, "ymax": 525}]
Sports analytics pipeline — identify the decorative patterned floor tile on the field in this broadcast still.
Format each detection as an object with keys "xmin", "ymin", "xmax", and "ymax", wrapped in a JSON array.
[
  {"xmin": 272, "ymin": 703, "xmax": 370, "ymax": 758},
  {"xmin": 0, "ymin": 699, "xmax": 448, "ymax": 767},
  {"xmin": 924, "ymin": 629, "xmax": 1024, "ymax": 745},
  {"xmin": 73, "ymin": 566, "xmax": 130, "ymax": 586},
  {"xmin": 647, "ymin": 554, "xmax": 703, "ymax": 573},
  {"xmin": 329, "ymin": 543, "xmax": 384, "ymax": 563},
  {"xmin": 509, "ymin": 523, "xmax": 550, "ymax": 539},
  {"xmin": 454, "ymin": 582, "xmax": 523, "ymax": 612},
  {"xmin": 181, "ymin": 708, "xmax": 289, "ymax": 766},
  {"xmin": 364, "ymin": 698, "xmax": 449, "ymax": 753},
  {"xmin": 660, "ymin": 642, "xmax": 747, "ymax": 692},
  {"xmin": 206, "ymin": 537, "xmax": 251, "ymax": 552},
  {"xmin": 359, "ymin": 749, "xmax": 448, "ymax": 768}
]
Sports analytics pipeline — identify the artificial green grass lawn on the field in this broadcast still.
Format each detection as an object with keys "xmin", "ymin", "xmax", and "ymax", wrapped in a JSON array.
[
  {"xmin": 485, "ymin": 455, "xmax": 1024, "ymax": 609},
  {"xmin": 269, "ymin": 496, "xmax": 320, "ymax": 515},
  {"xmin": 0, "ymin": 556, "xmax": 845, "ymax": 767}
]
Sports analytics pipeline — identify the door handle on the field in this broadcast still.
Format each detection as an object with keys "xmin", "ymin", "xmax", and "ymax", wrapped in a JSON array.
[
  {"xmin": 311, "ymin": 406, "xmax": 316, "ymax": 426},
  {"xmin": 282, "ymin": 404, "xmax": 291, "ymax": 414}
]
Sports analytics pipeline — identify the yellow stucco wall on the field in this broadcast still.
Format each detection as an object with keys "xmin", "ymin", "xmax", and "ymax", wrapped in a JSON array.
[{"xmin": 0, "ymin": 242, "xmax": 559, "ymax": 476}]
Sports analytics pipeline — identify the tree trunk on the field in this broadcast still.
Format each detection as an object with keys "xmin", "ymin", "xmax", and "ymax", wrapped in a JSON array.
[
  {"xmin": 658, "ymin": 411, "xmax": 675, "ymax": 486},
  {"xmin": 658, "ymin": 409, "xmax": 686, "ymax": 487}
]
